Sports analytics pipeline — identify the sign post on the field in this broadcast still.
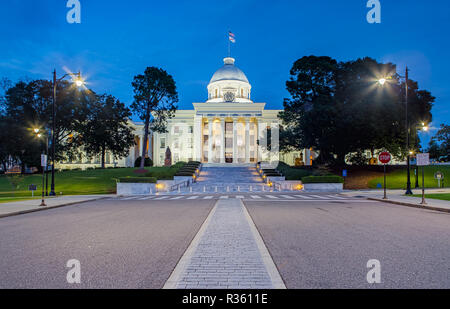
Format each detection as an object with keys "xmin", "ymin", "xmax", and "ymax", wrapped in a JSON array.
[
  {"xmin": 28, "ymin": 184, "xmax": 37, "ymax": 197},
  {"xmin": 416, "ymin": 153, "xmax": 430, "ymax": 206},
  {"xmin": 40, "ymin": 154, "xmax": 47, "ymax": 207},
  {"xmin": 378, "ymin": 152, "xmax": 391, "ymax": 199},
  {"xmin": 434, "ymin": 171, "xmax": 444, "ymax": 188}
]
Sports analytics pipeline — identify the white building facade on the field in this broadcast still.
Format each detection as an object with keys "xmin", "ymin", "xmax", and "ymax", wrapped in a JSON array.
[{"xmin": 58, "ymin": 57, "xmax": 309, "ymax": 169}]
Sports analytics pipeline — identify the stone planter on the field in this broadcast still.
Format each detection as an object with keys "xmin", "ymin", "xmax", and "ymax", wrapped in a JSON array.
[
  {"xmin": 117, "ymin": 183, "xmax": 157, "ymax": 196},
  {"xmin": 303, "ymin": 183, "xmax": 343, "ymax": 192}
]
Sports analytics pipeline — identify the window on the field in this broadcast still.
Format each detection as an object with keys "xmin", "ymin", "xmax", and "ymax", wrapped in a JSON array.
[
  {"xmin": 215, "ymin": 89, "xmax": 218, "ymax": 98},
  {"xmin": 188, "ymin": 126, "xmax": 193, "ymax": 134},
  {"xmin": 160, "ymin": 138, "xmax": 166, "ymax": 149},
  {"xmin": 241, "ymin": 89, "xmax": 244, "ymax": 97}
]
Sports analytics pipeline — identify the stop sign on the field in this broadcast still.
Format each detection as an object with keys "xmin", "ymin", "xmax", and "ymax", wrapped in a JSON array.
[{"xmin": 379, "ymin": 152, "xmax": 391, "ymax": 164}]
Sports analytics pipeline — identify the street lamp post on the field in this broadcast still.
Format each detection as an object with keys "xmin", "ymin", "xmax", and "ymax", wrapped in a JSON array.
[
  {"xmin": 378, "ymin": 66, "xmax": 413, "ymax": 195},
  {"xmin": 414, "ymin": 123, "xmax": 429, "ymax": 188},
  {"xmin": 34, "ymin": 129, "xmax": 48, "ymax": 206},
  {"xmin": 49, "ymin": 70, "xmax": 84, "ymax": 196}
]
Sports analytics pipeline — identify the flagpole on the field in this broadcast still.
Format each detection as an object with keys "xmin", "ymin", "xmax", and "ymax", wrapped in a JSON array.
[{"xmin": 228, "ymin": 32, "xmax": 231, "ymax": 57}]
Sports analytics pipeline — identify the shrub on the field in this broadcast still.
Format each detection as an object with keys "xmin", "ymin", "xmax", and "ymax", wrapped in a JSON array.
[
  {"xmin": 172, "ymin": 161, "xmax": 187, "ymax": 169},
  {"xmin": 175, "ymin": 172, "xmax": 196, "ymax": 177},
  {"xmin": 301, "ymin": 176, "xmax": 344, "ymax": 184},
  {"xmin": 134, "ymin": 157, "xmax": 153, "ymax": 167},
  {"xmin": 118, "ymin": 177, "xmax": 156, "ymax": 183}
]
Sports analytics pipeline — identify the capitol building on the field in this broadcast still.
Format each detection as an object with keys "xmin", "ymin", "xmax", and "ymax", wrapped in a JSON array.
[{"xmin": 58, "ymin": 57, "xmax": 313, "ymax": 169}]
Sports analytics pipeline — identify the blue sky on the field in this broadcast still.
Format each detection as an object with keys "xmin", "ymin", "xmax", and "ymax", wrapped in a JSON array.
[{"xmin": 0, "ymin": 0, "xmax": 448, "ymax": 144}]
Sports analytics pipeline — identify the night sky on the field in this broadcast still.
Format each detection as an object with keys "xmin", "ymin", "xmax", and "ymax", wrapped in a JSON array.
[{"xmin": 1, "ymin": 0, "xmax": 448, "ymax": 145}]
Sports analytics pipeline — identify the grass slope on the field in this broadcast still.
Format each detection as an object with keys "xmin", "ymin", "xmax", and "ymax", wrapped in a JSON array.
[
  {"xmin": 0, "ymin": 167, "xmax": 181, "ymax": 199},
  {"xmin": 368, "ymin": 166, "xmax": 450, "ymax": 189}
]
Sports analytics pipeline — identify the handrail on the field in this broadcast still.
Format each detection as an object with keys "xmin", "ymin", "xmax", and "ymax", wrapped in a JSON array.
[
  {"xmin": 170, "ymin": 180, "xmax": 190, "ymax": 192},
  {"xmin": 272, "ymin": 181, "xmax": 282, "ymax": 191}
]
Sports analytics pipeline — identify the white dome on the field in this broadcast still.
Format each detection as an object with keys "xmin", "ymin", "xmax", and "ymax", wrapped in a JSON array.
[{"xmin": 209, "ymin": 57, "xmax": 249, "ymax": 84}]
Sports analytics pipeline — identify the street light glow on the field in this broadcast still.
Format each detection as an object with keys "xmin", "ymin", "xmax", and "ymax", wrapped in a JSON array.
[
  {"xmin": 378, "ymin": 78, "xmax": 387, "ymax": 86},
  {"xmin": 34, "ymin": 128, "xmax": 40, "ymax": 133}
]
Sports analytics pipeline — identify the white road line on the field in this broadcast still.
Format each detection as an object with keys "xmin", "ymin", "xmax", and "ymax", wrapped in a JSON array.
[
  {"xmin": 137, "ymin": 196, "xmax": 154, "ymax": 200},
  {"xmin": 309, "ymin": 195, "xmax": 331, "ymax": 199},
  {"xmin": 294, "ymin": 195, "xmax": 311, "ymax": 199},
  {"xmin": 280, "ymin": 195, "xmax": 295, "ymax": 199},
  {"xmin": 170, "ymin": 196, "xmax": 183, "ymax": 200},
  {"xmin": 265, "ymin": 195, "xmax": 279, "ymax": 199},
  {"xmin": 154, "ymin": 196, "xmax": 169, "ymax": 200},
  {"xmin": 186, "ymin": 196, "xmax": 199, "ymax": 200},
  {"xmin": 219, "ymin": 196, "xmax": 229, "ymax": 199},
  {"xmin": 203, "ymin": 196, "xmax": 213, "ymax": 199},
  {"xmin": 326, "ymin": 195, "xmax": 346, "ymax": 199},
  {"xmin": 250, "ymin": 195, "xmax": 262, "ymax": 199},
  {"xmin": 120, "ymin": 196, "xmax": 138, "ymax": 200},
  {"xmin": 236, "ymin": 195, "xmax": 245, "ymax": 199}
]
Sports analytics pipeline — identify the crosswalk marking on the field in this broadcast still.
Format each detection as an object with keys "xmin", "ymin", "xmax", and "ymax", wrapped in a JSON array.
[
  {"xmin": 280, "ymin": 195, "xmax": 295, "ymax": 199},
  {"xmin": 154, "ymin": 196, "xmax": 169, "ymax": 200},
  {"xmin": 293, "ymin": 195, "xmax": 311, "ymax": 199},
  {"xmin": 326, "ymin": 195, "xmax": 346, "ymax": 199},
  {"xmin": 114, "ymin": 194, "xmax": 355, "ymax": 201},
  {"xmin": 170, "ymin": 196, "xmax": 183, "ymax": 200},
  {"xmin": 265, "ymin": 195, "xmax": 279, "ymax": 199},
  {"xmin": 309, "ymin": 195, "xmax": 331, "ymax": 199},
  {"xmin": 137, "ymin": 196, "xmax": 154, "ymax": 200}
]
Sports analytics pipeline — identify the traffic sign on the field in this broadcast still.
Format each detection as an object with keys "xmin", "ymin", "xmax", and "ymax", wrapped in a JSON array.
[
  {"xmin": 378, "ymin": 152, "xmax": 391, "ymax": 164},
  {"xmin": 41, "ymin": 154, "xmax": 47, "ymax": 167},
  {"xmin": 416, "ymin": 153, "xmax": 430, "ymax": 166},
  {"xmin": 28, "ymin": 184, "xmax": 37, "ymax": 191}
]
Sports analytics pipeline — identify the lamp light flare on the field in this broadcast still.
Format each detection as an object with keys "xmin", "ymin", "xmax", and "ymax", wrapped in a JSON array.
[{"xmin": 378, "ymin": 78, "xmax": 387, "ymax": 86}]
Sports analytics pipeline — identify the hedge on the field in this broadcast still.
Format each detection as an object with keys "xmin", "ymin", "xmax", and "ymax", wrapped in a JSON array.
[
  {"xmin": 118, "ymin": 177, "xmax": 157, "ymax": 183},
  {"xmin": 134, "ymin": 157, "xmax": 154, "ymax": 167},
  {"xmin": 301, "ymin": 176, "xmax": 344, "ymax": 184}
]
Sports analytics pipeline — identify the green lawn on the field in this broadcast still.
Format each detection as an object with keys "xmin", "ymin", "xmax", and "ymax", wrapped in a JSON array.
[
  {"xmin": 0, "ymin": 166, "xmax": 181, "ymax": 200},
  {"xmin": 413, "ymin": 193, "xmax": 450, "ymax": 201},
  {"xmin": 368, "ymin": 166, "xmax": 450, "ymax": 189}
]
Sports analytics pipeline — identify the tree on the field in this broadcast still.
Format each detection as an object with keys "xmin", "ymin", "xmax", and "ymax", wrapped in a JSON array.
[
  {"xmin": 433, "ymin": 124, "xmax": 450, "ymax": 161},
  {"xmin": 79, "ymin": 95, "xmax": 135, "ymax": 168},
  {"xmin": 131, "ymin": 67, "xmax": 178, "ymax": 169},
  {"xmin": 1, "ymin": 79, "xmax": 93, "ymax": 169},
  {"xmin": 280, "ymin": 55, "xmax": 434, "ymax": 166}
]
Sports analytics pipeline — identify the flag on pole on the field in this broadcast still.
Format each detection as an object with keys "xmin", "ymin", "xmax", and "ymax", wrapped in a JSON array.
[{"xmin": 228, "ymin": 31, "xmax": 236, "ymax": 43}]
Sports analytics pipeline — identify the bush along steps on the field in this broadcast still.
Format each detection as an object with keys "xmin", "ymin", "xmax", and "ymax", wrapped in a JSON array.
[{"xmin": 174, "ymin": 161, "xmax": 202, "ymax": 182}]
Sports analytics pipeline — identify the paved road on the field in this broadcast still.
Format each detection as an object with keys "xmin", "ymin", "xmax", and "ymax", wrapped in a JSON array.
[
  {"xmin": 245, "ymin": 199, "xmax": 450, "ymax": 289},
  {"xmin": 0, "ymin": 199, "xmax": 214, "ymax": 288}
]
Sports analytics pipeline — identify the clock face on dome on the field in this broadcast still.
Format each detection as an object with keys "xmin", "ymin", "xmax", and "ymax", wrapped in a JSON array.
[{"xmin": 224, "ymin": 92, "xmax": 235, "ymax": 102}]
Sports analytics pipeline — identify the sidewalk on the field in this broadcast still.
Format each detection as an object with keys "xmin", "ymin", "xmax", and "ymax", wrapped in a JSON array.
[
  {"xmin": 0, "ymin": 195, "xmax": 110, "ymax": 218},
  {"xmin": 164, "ymin": 198, "xmax": 285, "ymax": 289},
  {"xmin": 342, "ymin": 188, "xmax": 450, "ymax": 212}
]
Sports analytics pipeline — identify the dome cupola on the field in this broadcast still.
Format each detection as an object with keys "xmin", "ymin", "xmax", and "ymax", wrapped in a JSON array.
[{"xmin": 207, "ymin": 57, "xmax": 252, "ymax": 103}]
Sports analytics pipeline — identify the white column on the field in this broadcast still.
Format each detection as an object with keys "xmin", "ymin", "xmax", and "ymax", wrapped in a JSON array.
[
  {"xmin": 270, "ymin": 122, "xmax": 280, "ymax": 163},
  {"xmin": 233, "ymin": 118, "xmax": 238, "ymax": 164},
  {"xmin": 193, "ymin": 116, "xmax": 202, "ymax": 162},
  {"xmin": 208, "ymin": 119, "xmax": 213, "ymax": 163},
  {"xmin": 220, "ymin": 119, "xmax": 225, "ymax": 163},
  {"xmin": 139, "ymin": 133, "xmax": 144, "ymax": 157},
  {"xmin": 245, "ymin": 119, "xmax": 250, "ymax": 163}
]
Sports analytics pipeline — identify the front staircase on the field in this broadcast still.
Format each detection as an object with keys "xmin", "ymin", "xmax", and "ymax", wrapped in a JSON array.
[{"xmin": 173, "ymin": 166, "xmax": 272, "ymax": 194}]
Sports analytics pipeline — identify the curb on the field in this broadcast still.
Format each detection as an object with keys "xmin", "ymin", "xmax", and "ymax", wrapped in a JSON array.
[
  {"xmin": 368, "ymin": 197, "xmax": 450, "ymax": 213},
  {"xmin": 0, "ymin": 196, "xmax": 109, "ymax": 219}
]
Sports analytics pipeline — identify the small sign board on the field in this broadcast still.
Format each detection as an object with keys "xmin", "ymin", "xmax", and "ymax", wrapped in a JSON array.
[
  {"xmin": 416, "ymin": 153, "xmax": 430, "ymax": 166},
  {"xmin": 41, "ymin": 154, "xmax": 47, "ymax": 167},
  {"xmin": 379, "ymin": 152, "xmax": 391, "ymax": 164},
  {"xmin": 28, "ymin": 184, "xmax": 37, "ymax": 191},
  {"xmin": 434, "ymin": 171, "xmax": 444, "ymax": 180},
  {"xmin": 342, "ymin": 170, "xmax": 347, "ymax": 177}
]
